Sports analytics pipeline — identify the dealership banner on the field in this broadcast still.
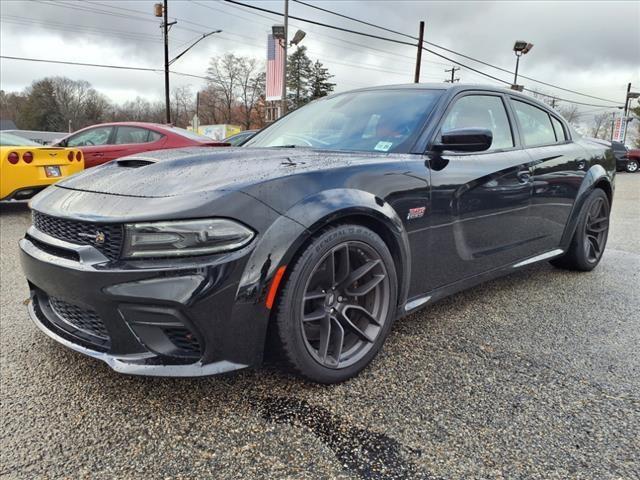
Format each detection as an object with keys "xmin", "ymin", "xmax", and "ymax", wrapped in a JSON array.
[{"xmin": 612, "ymin": 117, "xmax": 626, "ymax": 142}]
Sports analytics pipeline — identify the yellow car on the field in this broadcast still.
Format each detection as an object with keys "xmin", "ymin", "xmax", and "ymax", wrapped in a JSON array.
[{"xmin": 1, "ymin": 132, "xmax": 84, "ymax": 201}]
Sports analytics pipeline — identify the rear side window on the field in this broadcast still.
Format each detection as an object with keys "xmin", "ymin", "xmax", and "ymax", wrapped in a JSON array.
[
  {"xmin": 550, "ymin": 116, "xmax": 566, "ymax": 142},
  {"xmin": 114, "ymin": 127, "xmax": 158, "ymax": 145},
  {"xmin": 441, "ymin": 95, "xmax": 514, "ymax": 150},
  {"xmin": 512, "ymin": 100, "xmax": 556, "ymax": 146}
]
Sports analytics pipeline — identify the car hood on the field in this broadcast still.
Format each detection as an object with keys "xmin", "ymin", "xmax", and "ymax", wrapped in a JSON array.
[{"xmin": 55, "ymin": 147, "xmax": 378, "ymax": 198}]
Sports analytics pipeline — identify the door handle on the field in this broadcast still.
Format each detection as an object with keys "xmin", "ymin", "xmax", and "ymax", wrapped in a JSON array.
[{"xmin": 94, "ymin": 153, "xmax": 104, "ymax": 157}]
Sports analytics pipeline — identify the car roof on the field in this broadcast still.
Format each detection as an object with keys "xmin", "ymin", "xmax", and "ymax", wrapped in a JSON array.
[
  {"xmin": 326, "ymin": 83, "xmax": 557, "ymax": 115},
  {"xmin": 71, "ymin": 121, "xmax": 174, "ymax": 133}
]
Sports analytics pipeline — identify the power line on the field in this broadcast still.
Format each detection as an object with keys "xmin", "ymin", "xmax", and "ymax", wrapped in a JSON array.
[
  {"xmin": 223, "ymin": 0, "xmax": 415, "ymax": 47},
  {"xmin": 288, "ymin": 0, "xmax": 622, "ymax": 105},
  {"xmin": 0, "ymin": 55, "xmax": 210, "ymax": 80},
  {"xmin": 292, "ymin": 0, "xmax": 415, "ymax": 41}
]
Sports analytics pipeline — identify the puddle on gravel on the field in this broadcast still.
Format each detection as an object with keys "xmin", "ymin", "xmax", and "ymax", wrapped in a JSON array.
[{"xmin": 253, "ymin": 396, "xmax": 434, "ymax": 480}]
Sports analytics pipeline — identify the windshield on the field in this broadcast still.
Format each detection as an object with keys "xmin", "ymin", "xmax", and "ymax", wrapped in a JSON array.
[
  {"xmin": 0, "ymin": 132, "xmax": 41, "ymax": 146},
  {"xmin": 245, "ymin": 89, "xmax": 443, "ymax": 153}
]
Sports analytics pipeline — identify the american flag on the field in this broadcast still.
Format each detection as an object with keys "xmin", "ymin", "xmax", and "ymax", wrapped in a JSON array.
[{"xmin": 266, "ymin": 34, "xmax": 284, "ymax": 101}]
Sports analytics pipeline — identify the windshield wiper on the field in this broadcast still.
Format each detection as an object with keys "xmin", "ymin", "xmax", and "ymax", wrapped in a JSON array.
[{"xmin": 269, "ymin": 144, "xmax": 310, "ymax": 148}]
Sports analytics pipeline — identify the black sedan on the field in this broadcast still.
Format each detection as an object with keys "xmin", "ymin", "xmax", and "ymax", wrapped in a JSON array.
[{"xmin": 19, "ymin": 84, "xmax": 615, "ymax": 383}]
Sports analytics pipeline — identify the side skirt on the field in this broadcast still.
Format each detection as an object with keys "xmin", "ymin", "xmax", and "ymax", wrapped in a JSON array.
[{"xmin": 400, "ymin": 248, "xmax": 564, "ymax": 317}]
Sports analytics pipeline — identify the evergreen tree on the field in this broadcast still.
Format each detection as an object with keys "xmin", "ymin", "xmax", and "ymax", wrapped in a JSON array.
[
  {"xmin": 286, "ymin": 46, "xmax": 313, "ymax": 109},
  {"xmin": 17, "ymin": 79, "xmax": 64, "ymax": 131},
  {"xmin": 309, "ymin": 60, "xmax": 335, "ymax": 100}
]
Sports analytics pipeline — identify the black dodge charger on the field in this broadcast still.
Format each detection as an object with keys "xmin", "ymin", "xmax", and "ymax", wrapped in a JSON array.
[{"xmin": 20, "ymin": 84, "xmax": 615, "ymax": 383}]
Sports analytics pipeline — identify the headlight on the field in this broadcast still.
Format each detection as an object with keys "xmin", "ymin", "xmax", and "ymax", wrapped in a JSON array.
[{"xmin": 122, "ymin": 219, "xmax": 254, "ymax": 258}]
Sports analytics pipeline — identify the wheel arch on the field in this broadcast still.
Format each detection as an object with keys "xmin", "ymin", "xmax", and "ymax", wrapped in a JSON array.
[{"xmin": 559, "ymin": 165, "xmax": 613, "ymax": 250}]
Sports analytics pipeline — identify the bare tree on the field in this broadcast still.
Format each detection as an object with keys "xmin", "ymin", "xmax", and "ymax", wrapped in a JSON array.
[
  {"xmin": 590, "ymin": 112, "xmax": 610, "ymax": 139},
  {"xmin": 238, "ymin": 60, "xmax": 265, "ymax": 129},
  {"xmin": 206, "ymin": 54, "xmax": 242, "ymax": 124},
  {"xmin": 558, "ymin": 104, "xmax": 580, "ymax": 127},
  {"xmin": 171, "ymin": 85, "xmax": 194, "ymax": 128}
]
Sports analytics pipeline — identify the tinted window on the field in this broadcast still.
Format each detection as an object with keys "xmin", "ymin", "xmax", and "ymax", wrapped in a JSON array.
[
  {"xmin": 513, "ymin": 100, "xmax": 556, "ymax": 146},
  {"xmin": 114, "ymin": 126, "xmax": 156, "ymax": 144},
  {"xmin": 148, "ymin": 130, "xmax": 163, "ymax": 142},
  {"xmin": 246, "ymin": 89, "xmax": 443, "ymax": 153},
  {"xmin": 550, "ymin": 116, "xmax": 566, "ymax": 142},
  {"xmin": 441, "ymin": 95, "xmax": 514, "ymax": 150},
  {"xmin": 67, "ymin": 126, "xmax": 113, "ymax": 147}
]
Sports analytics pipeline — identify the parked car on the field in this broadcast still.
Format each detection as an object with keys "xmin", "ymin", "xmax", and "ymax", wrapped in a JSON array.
[
  {"xmin": 610, "ymin": 141, "xmax": 636, "ymax": 173},
  {"xmin": 626, "ymin": 147, "xmax": 639, "ymax": 173},
  {"xmin": 20, "ymin": 84, "xmax": 614, "ymax": 383},
  {"xmin": 55, "ymin": 122, "xmax": 227, "ymax": 168},
  {"xmin": 224, "ymin": 129, "xmax": 258, "ymax": 146},
  {"xmin": 1, "ymin": 132, "xmax": 84, "ymax": 201}
]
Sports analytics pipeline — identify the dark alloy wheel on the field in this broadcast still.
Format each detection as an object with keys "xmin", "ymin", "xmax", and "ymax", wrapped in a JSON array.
[
  {"xmin": 626, "ymin": 159, "xmax": 639, "ymax": 173},
  {"xmin": 551, "ymin": 188, "xmax": 610, "ymax": 271},
  {"xmin": 273, "ymin": 224, "xmax": 397, "ymax": 383},
  {"xmin": 301, "ymin": 241, "xmax": 391, "ymax": 369},
  {"xmin": 583, "ymin": 195, "xmax": 609, "ymax": 264}
]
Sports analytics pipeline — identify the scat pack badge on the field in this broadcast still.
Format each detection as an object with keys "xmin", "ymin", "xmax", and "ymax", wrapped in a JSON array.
[{"xmin": 407, "ymin": 206, "xmax": 426, "ymax": 220}]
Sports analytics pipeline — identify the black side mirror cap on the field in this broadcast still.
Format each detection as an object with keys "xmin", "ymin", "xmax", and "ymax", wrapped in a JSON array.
[{"xmin": 432, "ymin": 128, "xmax": 493, "ymax": 153}]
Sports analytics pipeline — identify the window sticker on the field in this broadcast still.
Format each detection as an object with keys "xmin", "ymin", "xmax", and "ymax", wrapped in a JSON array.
[{"xmin": 374, "ymin": 141, "xmax": 393, "ymax": 152}]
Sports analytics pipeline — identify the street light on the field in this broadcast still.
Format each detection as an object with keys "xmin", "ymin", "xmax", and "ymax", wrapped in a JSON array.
[
  {"xmin": 168, "ymin": 30, "xmax": 222, "ymax": 66},
  {"xmin": 512, "ymin": 40, "xmax": 533, "ymax": 91}
]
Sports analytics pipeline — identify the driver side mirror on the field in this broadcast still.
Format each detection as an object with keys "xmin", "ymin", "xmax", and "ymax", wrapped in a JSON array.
[
  {"xmin": 432, "ymin": 128, "xmax": 493, "ymax": 153},
  {"xmin": 57, "ymin": 138, "xmax": 68, "ymax": 147}
]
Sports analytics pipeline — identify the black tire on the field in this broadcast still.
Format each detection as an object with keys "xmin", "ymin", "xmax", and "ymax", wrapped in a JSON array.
[
  {"xmin": 550, "ymin": 188, "xmax": 610, "ymax": 271},
  {"xmin": 625, "ymin": 159, "xmax": 639, "ymax": 173},
  {"xmin": 273, "ymin": 224, "xmax": 397, "ymax": 383}
]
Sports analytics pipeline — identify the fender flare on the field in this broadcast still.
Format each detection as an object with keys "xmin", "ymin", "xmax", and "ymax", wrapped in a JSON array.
[
  {"xmin": 237, "ymin": 188, "xmax": 412, "ymax": 315},
  {"xmin": 559, "ymin": 164, "xmax": 613, "ymax": 250}
]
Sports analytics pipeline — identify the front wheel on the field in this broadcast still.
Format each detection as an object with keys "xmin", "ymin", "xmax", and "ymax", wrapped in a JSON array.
[
  {"xmin": 273, "ymin": 224, "xmax": 397, "ymax": 383},
  {"xmin": 626, "ymin": 159, "xmax": 639, "ymax": 173},
  {"xmin": 550, "ymin": 188, "xmax": 610, "ymax": 271}
]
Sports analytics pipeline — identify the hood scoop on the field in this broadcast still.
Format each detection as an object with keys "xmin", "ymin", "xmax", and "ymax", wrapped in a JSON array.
[{"xmin": 116, "ymin": 158, "xmax": 157, "ymax": 168}]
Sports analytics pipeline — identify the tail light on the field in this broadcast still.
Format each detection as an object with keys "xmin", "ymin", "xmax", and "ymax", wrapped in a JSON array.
[
  {"xmin": 23, "ymin": 151, "xmax": 34, "ymax": 164},
  {"xmin": 76, "ymin": 151, "xmax": 82, "ymax": 162},
  {"xmin": 68, "ymin": 151, "xmax": 74, "ymax": 162},
  {"xmin": 8, "ymin": 152, "xmax": 19, "ymax": 164}
]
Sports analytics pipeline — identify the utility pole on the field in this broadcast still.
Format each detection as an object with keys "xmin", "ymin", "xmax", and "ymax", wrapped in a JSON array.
[
  {"xmin": 280, "ymin": 0, "xmax": 289, "ymax": 117},
  {"xmin": 163, "ymin": 0, "xmax": 170, "ymax": 124},
  {"xmin": 622, "ymin": 82, "xmax": 631, "ymax": 144},
  {"xmin": 444, "ymin": 66, "xmax": 460, "ymax": 83},
  {"xmin": 414, "ymin": 21, "xmax": 424, "ymax": 83}
]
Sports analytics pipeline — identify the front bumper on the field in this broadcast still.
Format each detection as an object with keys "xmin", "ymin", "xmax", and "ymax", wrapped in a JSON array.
[{"xmin": 20, "ymin": 226, "xmax": 270, "ymax": 376}]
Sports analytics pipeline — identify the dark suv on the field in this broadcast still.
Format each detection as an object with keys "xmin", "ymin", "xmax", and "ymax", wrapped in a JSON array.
[{"xmin": 612, "ymin": 141, "xmax": 638, "ymax": 173}]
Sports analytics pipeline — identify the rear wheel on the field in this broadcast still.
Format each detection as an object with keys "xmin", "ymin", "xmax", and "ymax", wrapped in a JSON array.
[
  {"xmin": 626, "ymin": 159, "xmax": 639, "ymax": 173},
  {"xmin": 550, "ymin": 188, "xmax": 610, "ymax": 271},
  {"xmin": 273, "ymin": 224, "xmax": 397, "ymax": 383}
]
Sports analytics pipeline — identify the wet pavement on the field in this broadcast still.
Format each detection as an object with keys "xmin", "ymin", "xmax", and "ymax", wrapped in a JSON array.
[{"xmin": 1, "ymin": 173, "xmax": 638, "ymax": 479}]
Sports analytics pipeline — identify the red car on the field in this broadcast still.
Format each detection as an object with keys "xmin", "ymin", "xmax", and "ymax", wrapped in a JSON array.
[{"xmin": 55, "ymin": 122, "xmax": 225, "ymax": 168}]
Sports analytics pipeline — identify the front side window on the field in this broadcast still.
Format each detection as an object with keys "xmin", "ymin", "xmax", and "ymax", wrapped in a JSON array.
[
  {"xmin": 513, "ymin": 100, "xmax": 556, "ymax": 146},
  {"xmin": 441, "ymin": 95, "xmax": 514, "ymax": 150},
  {"xmin": 245, "ymin": 89, "xmax": 444, "ymax": 153},
  {"xmin": 67, "ymin": 126, "xmax": 113, "ymax": 147},
  {"xmin": 114, "ymin": 127, "xmax": 157, "ymax": 145}
]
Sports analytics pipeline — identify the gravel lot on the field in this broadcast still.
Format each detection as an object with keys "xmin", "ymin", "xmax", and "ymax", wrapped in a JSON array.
[{"xmin": 1, "ymin": 174, "xmax": 638, "ymax": 479}]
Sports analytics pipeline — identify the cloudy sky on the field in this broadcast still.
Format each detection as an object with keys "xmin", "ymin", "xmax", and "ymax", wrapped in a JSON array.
[{"xmin": 1, "ymin": 0, "xmax": 639, "ymax": 125}]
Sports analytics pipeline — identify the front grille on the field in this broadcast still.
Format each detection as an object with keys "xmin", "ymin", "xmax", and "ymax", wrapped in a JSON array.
[
  {"xmin": 32, "ymin": 211, "xmax": 123, "ymax": 261},
  {"xmin": 164, "ymin": 327, "xmax": 201, "ymax": 354},
  {"xmin": 49, "ymin": 296, "xmax": 109, "ymax": 341}
]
